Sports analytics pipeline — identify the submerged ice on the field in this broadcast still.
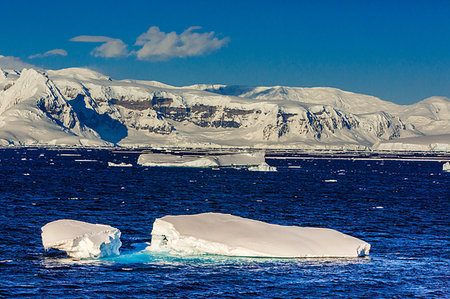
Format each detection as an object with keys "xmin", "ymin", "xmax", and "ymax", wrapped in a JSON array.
[
  {"xmin": 148, "ymin": 213, "xmax": 371, "ymax": 258},
  {"xmin": 41, "ymin": 219, "xmax": 122, "ymax": 259}
]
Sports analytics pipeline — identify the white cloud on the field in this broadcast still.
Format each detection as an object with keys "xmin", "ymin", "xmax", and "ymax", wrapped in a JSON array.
[
  {"xmin": 69, "ymin": 27, "xmax": 228, "ymax": 61},
  {"xmin": 135, "ymin": 26, "xmax": 229, "ymax": 60},
  {"xmin": 70, "ymin": 36, "xmax": 128, "ymax": 58},
  {"xmin": 0, "ymin": 55, "xmax": 36, "ymax": 70},
  {"xmin": 70, "ymin": 36, "xmax": 115, "ymax": 43},
  {"xmin": 29, "ymin": 49, "xmax": 68, "ymax": 59}
]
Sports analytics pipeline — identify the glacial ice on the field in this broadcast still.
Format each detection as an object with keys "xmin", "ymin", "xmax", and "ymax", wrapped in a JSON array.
[
  {"xmin": 137, "ymin": 152, "xmax": 266, "ymax": 168},
  {"xmin": 443, "ymin": 162, "xmax": 450, "ymax": 172},
  {"xmin": 148, "ymin": 213, "xmax": 371, "ymax": 258},
  {"xmin": 41, "ymin": 219, "xmax": 121, "ymax": 259}
]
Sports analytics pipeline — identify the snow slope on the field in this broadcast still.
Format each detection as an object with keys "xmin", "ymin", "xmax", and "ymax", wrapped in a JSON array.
[
  {"xmin": 148, "ymin": 213, "xmax": 370, "ymax": 258},
  {"xmin": 0, "ymin": 65, "xmax": 448, "ymax": 150}
]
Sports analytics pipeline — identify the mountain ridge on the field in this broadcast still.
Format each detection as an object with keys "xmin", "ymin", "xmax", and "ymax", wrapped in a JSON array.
[{"xmin": 0, "ymin": 66, "xmax": 448, "ymax": 151}]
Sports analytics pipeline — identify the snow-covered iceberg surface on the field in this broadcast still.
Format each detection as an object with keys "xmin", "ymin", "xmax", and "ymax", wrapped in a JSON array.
[
  {"xmin": 148, "ymin": 213, "xmax": 370, "ymax": 258},
  {"xmin": 137, "ymin": 152, "xmax": 266, "ymax": 168},
  {"xmin": 41, "ymin": 219, "xmax": 122, "ymax": 259},
  {"xmin": 443, "ymin": 162, "xmax": 450, "ymax": 172}
]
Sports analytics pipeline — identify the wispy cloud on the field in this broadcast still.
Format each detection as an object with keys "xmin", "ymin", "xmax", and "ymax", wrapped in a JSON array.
[
  {"xmin": 29, "ymin": 49, "xmax": 68, "ymax": 59},
  {"xmin": 0, "ymin": 55, "xmax": 36, "ymax": 70},
  {"xmin": 70, "ymin": 36, "xmax": 128, "ymax": 58},
  {"xmin": 135, "ymin": 26, "xmax": 229, "ymax": 61},
  {"xmin": 69, "ymin": 26, "xmax": 228, "ymax": 61}
]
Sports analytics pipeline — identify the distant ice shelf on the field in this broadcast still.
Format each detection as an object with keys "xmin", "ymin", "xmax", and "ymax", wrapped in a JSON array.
[
  {"xmin": 41, "ymin": 219, "xmax": 122, "ymax": 259},
  {"xmin": 147, "ymin": 213, "xmax": 371, "ymax": 258}
]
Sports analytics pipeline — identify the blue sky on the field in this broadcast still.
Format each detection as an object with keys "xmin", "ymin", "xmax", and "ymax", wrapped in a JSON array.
[{"xmin": 1, "ymin": 0, "xmax": 449, "ymax": 104}]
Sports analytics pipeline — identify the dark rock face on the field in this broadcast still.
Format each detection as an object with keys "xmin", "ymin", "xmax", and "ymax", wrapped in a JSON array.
[{"xmin": 110, "ymin": 95, "xmax": 249, "ymax": 129}]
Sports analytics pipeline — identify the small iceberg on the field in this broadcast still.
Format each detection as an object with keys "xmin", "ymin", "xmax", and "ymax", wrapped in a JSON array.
[
  {"xmin": 148, "ymin": 213, "xmax": 371, "ymax": 258},
  {"xmin": 108, "ymin": 162, "xmax": 133, "ymax": 167},
  {"xmin": 41, "ymin": 219, "xmax": 122, "ymax": 259},
  {"xmin": 443, "ymin": 162, "xmax": 450, "ymax": 172},
  {"xmin": 248, "ymin": 162, "xmax": 277, "ymax": 172}
]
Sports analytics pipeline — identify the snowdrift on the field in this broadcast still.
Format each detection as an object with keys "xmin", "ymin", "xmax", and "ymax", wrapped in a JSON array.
[
  {"xmin": 137, "ymin": 152, "xmax": 266, "ymax": 168},
  {"xmin": 41, "ymin": 219, "xmax": 122, "ymax": 259},
  {"xmin": 148, "ymin": 213, "xmax": 371, "ymax": 258}
]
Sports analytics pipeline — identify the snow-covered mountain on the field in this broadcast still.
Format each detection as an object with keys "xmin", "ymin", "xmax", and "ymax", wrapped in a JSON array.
[{"xmin": 0, "ymin": 66, "xmax": 448, "ymax": 151}]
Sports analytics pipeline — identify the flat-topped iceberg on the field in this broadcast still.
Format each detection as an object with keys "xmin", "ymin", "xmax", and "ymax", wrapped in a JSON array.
[
  {"xmin": 41, "ymin": 219, "xmax": 121, "ymax": 259},
  {"xmin": 148, "ymin": 213, "xmax": 370, "ymax": 258},
  {"xmin": 137, "ymin": 151, "xmax": 266, "ymax": 168}
]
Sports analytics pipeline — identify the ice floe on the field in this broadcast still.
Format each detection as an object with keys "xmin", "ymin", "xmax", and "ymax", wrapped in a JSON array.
[
  {"xmin": 147, "ymin": 213, "xmax": 371, "ymax": 258},
  {"xmin": 41, "ymin": 219, "xmax": 121, "ymax": 259}
]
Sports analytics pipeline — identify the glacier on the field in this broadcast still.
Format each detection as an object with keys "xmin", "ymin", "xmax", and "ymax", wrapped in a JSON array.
[
  {"xmin": 41, "ymin": 219, "xmax": 122, "ymax": 259},
  {"xmin": 147, "ymin": 213, "xmax": 371, "ymax": 258}
]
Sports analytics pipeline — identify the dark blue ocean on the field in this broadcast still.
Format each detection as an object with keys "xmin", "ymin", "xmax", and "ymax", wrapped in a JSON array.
[{"xmin": 0, "ymin": 148, "xmax": 448, "ymax": 298}]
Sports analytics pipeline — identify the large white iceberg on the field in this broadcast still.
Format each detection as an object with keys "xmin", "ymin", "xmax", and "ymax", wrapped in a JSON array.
[
  {"xmin": 148, "ymin": 213, "xmax": 370, "ymax": 258},
  {"xmin": 137, "ymin": 151, "xmax": 266, "ymax": 168},
  {"xmin": 41, "ymin": 219, "xmax": 122, "ymax": 259},
  {"xmin": 443, "ymin": 162, "xmax": 450, "ymax": 172}
]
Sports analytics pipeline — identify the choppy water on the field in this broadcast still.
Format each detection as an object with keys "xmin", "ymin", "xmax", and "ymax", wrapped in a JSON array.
[{"xmin": 0, "ymin": 148, "xmax": 448, "ymax": 297}]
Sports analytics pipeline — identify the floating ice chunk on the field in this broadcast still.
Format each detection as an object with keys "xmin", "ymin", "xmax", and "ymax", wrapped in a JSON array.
[
  {"xmin": 41, "ymin": 220, "xmax": 121, "ymax": 259},
  {"xmin": 137, "ymin": 153, "xmax": 218, "ymax": 167},
  {"xmin": 248, "ymin": 162, "xmax": 277, "ymax": 172},
  {"xmin": 443, "ymin": 162, "xmax": 450, "ymax": 172},
  {"xmin": 137, "ymin": 151, "xmax": 266, "ymax": 168},
  {"xmin": 108, "ymin": 162, "xmax": 133, "ymax": 167},
  {"xmin": 148, "ymin": 213, "xmax": 370, "ymax": 258},
  {"xmin": 215, "ymin": 152, "xmax": 265, "ymax": 167}
]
